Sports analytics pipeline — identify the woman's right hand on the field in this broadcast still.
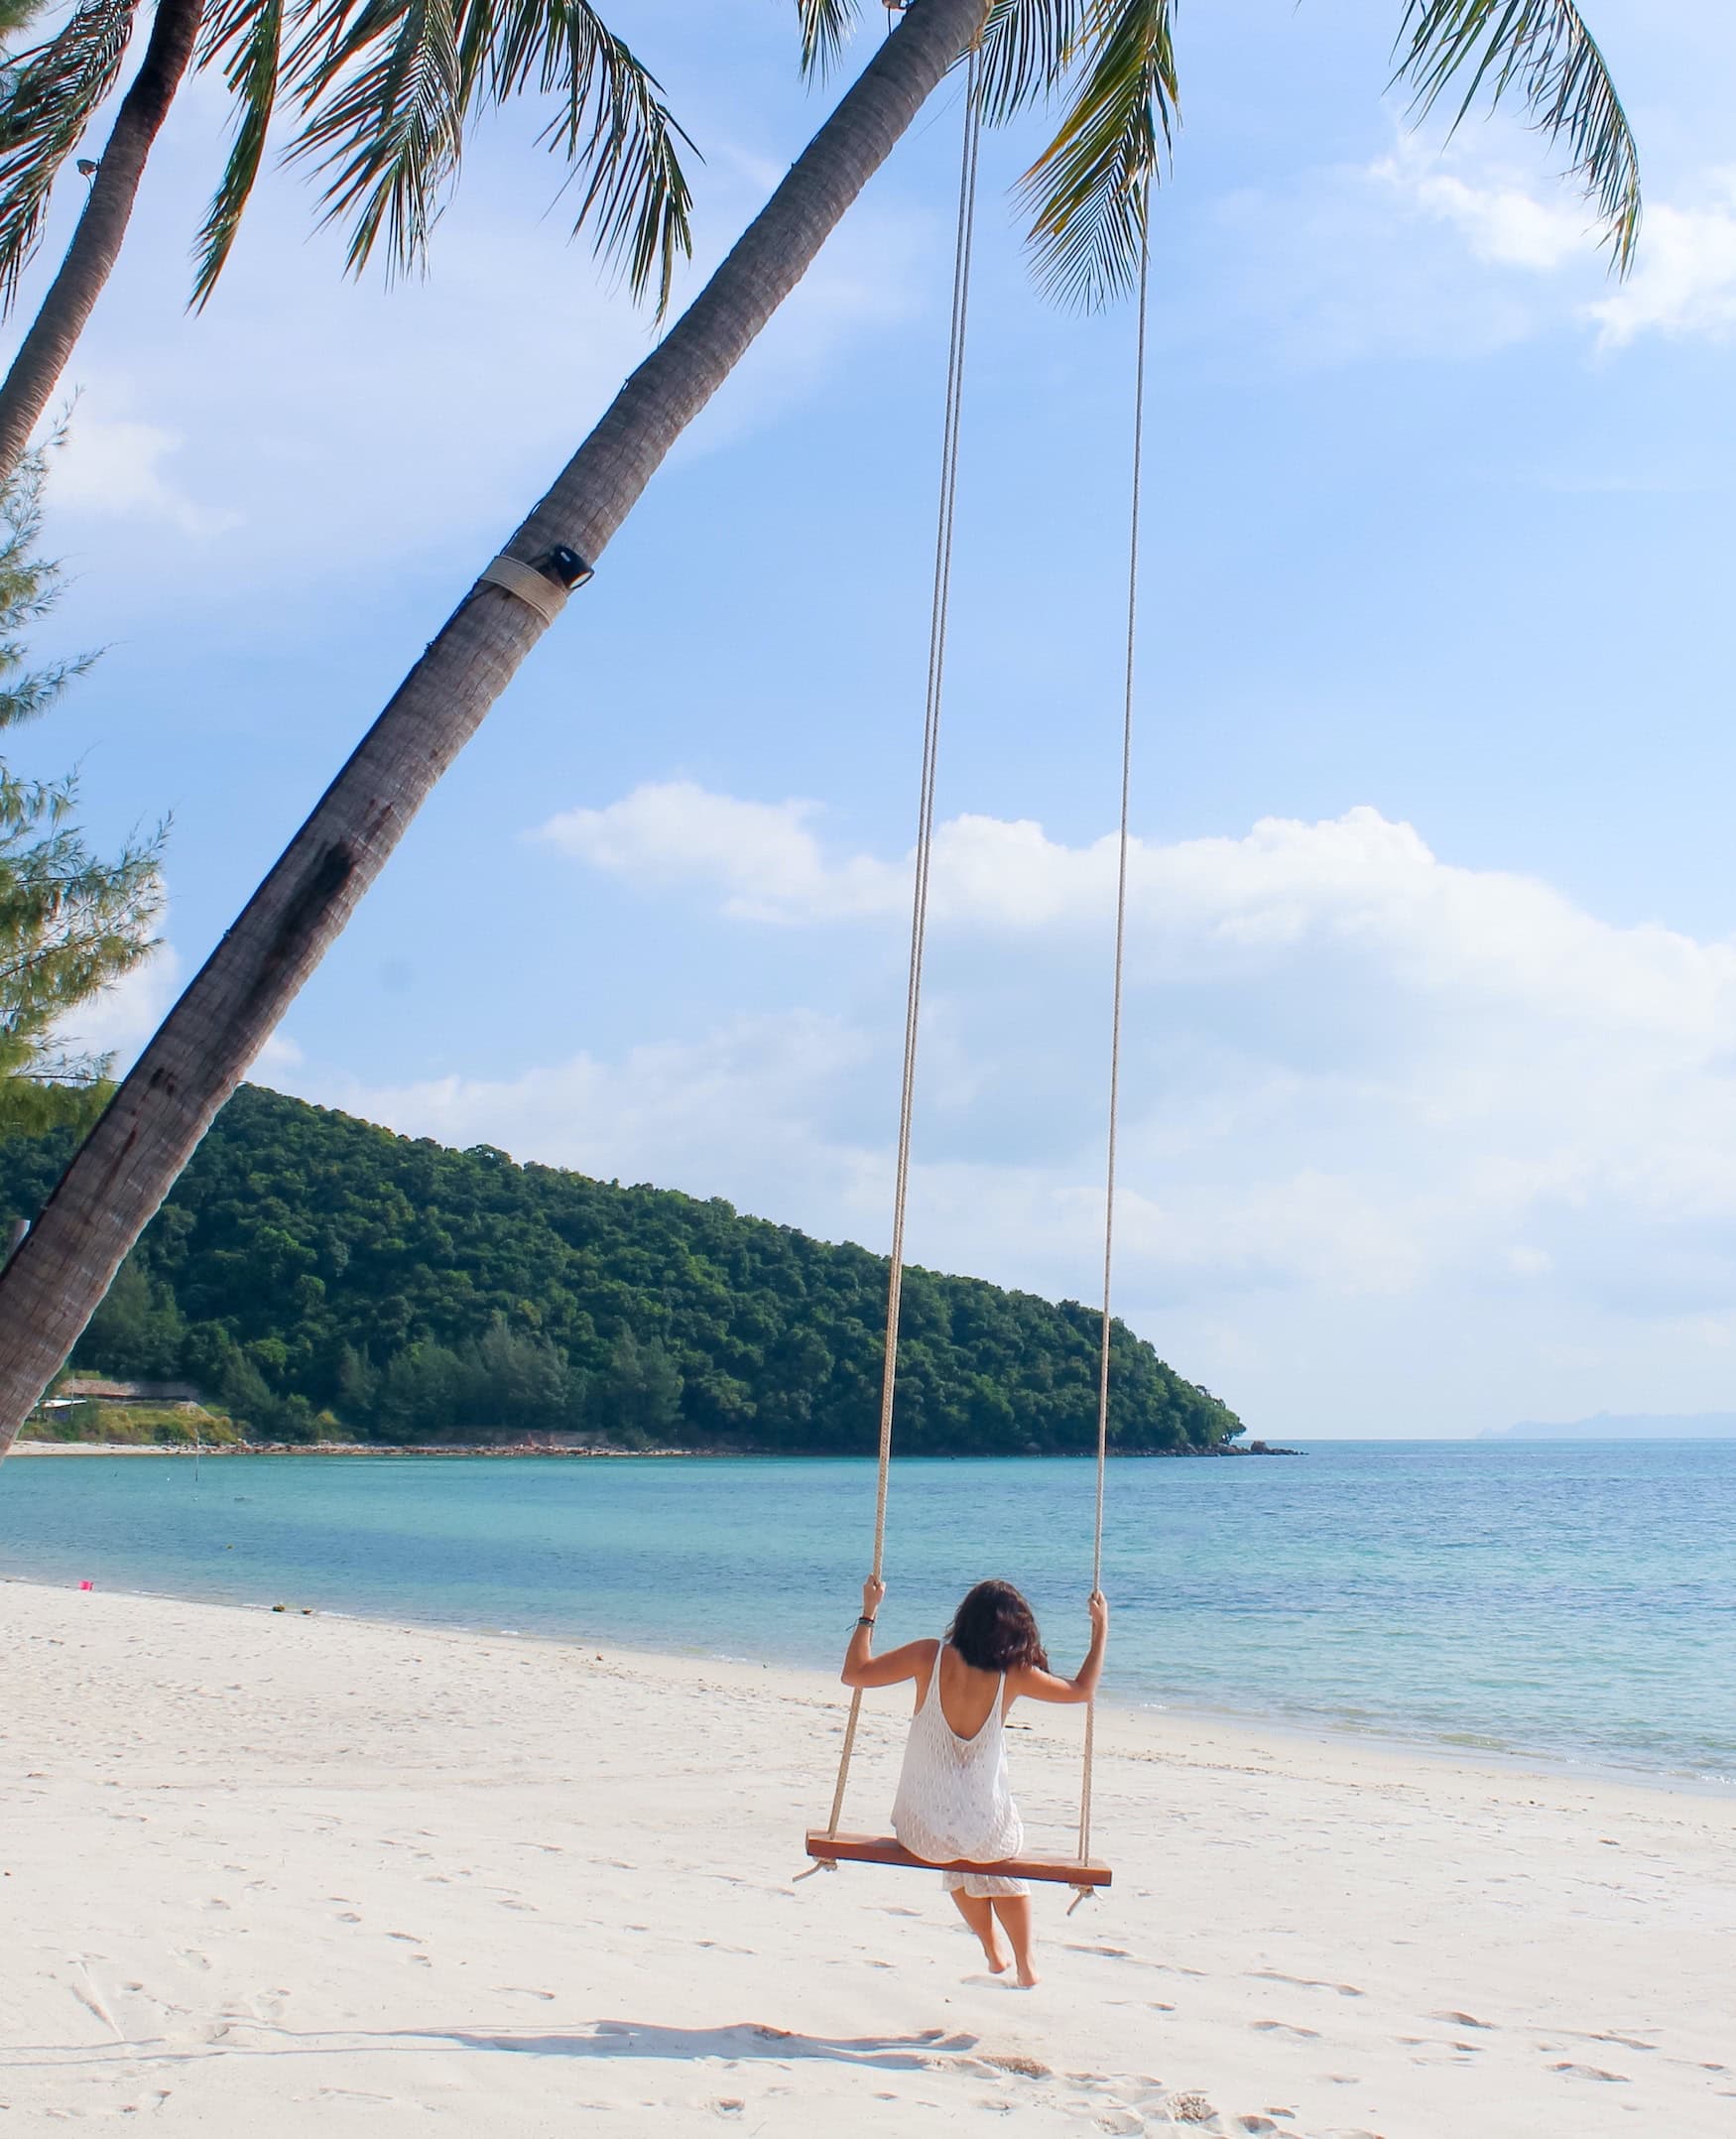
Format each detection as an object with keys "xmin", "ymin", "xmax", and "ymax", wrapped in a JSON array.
[
  {"xmin": 862, "ymin": 1574, "xmax": 886, "ymax": 1619},
  {"xmin": 1088, "ymin": 1589, "xmax": 1109, "ymax": 1635}
]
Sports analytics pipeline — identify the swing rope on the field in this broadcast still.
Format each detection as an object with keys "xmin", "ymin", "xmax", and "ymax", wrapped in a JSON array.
[
  {"xmin": 821, "ymin": 104, "xmax": 1153, "ymax": 1893},
  {"xmin": 1070, "ymin": 188, "xmax": 1152, "ymax": 1912},
  {"xmin": 824, "ymin": 46, "xmax": 983, "ymax": 1841}
]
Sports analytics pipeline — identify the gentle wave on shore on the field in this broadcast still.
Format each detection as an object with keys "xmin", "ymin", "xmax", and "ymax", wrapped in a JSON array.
[{"xmin": 3, "ymin": 1440, "xmax": 1731, "ymax": 1786}]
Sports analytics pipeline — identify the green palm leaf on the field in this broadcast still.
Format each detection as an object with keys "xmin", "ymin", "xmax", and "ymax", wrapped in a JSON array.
[
  {"xmin": 1021, "ymin": 0, "xmax": 1640, "ymax": 311},
  {"xmin": 191, "ymin": 0, "xmax": 287, "ymax": 308},
  {"xmin": 796, "ymin": 0, "xmax": 860, "ymax": 80},
  {"xmin": 0, "ymin": 0, "xmax": 138, "ymax": 314},
  {"xmin": 1392, "ymin": 0, "xmax": 1640, "ymax": 271},
  {"xmin": 479, "ymin": 0, "xmax": 695, "ymax": 313},
  {"xmin": 976, "ymin": 0, "xmax": 1081, "ymax": 123},
  {"xmin": 286, "ymin": 0, "xmax": 465, "ymax": 277},
  {"xmin": 284, "ymin": 0, "xmax": 692, "ymax": 310},
  {"xmin": 1020, "ymin": 0, "xmax": 1176, "ymax": 311}
]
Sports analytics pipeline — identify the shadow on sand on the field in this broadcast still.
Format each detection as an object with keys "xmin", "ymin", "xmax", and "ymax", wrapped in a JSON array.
[
  {"xmin": 431, "ymin": 2019, "xmax": 981, "ymax": 2071},
  {"xmin": 9, "ymin": 2018, "xmax": 981, "ymax": 2077}
]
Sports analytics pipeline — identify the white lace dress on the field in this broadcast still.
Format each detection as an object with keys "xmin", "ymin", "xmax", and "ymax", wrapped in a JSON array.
[{"xmin": 891, "ymin": 1641, "xmax": 1028, "ymax": 1899}]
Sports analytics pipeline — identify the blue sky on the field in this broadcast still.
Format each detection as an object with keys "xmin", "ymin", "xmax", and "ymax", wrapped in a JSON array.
[{"xmin": 13, "ymin": 0, "xmax": 1736, "ymax": 1437}]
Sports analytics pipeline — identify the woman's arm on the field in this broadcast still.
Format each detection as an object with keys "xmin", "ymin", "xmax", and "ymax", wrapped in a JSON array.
[
  {"xmin": 1010, "ymin": 1589, "xmax": 1109, "ymax": 1706},
  {"xmin": 839, "ymin": 1575, "xmax": 935, "ymax": 1690}
]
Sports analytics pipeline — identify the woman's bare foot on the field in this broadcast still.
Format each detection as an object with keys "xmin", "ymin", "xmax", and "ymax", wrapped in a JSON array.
[
  {"xmin": 981, "ymin": 1934, "xmax": 1011, "ymax": 1973},
  {"xmin": 992, "ymin": 1895, "xmax": 1038, "ymax": 1990}
]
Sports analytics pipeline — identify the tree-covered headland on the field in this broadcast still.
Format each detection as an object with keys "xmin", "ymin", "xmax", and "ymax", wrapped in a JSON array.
[{"xmin": 0, "ymin": 1084, "xmax": 1243, "ymax": 1453}]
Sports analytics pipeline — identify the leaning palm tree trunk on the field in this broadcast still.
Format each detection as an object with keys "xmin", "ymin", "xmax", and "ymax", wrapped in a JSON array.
[
  {"xmin": 0, "ymin": 0, "xmax": 989, "ymax": 1449},
  {"xmin": 0, "ymin": 0, "xmax": 204, "ymax": 481}
]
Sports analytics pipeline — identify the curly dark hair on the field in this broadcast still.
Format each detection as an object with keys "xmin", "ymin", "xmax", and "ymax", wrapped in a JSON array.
[{"xmin": 948, "ymin": 1579, "xmax": 1048, "ymax": 1675}]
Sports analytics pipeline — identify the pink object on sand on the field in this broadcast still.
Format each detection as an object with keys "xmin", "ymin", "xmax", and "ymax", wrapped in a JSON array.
[{"xmin": 78, "ymin": 1580, "xmax": 93, "ymax": 1591}]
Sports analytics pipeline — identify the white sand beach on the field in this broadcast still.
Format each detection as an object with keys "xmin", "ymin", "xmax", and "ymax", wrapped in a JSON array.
[{"xmin": 3, "ymin": 1578, "xmax": 1731, "ymax": 2137}]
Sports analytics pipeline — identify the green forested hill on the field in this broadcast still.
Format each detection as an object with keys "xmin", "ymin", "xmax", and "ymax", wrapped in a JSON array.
[{"xmin": 1, "ymin": 1085, "xmax": 1243, "ymax": 1452}]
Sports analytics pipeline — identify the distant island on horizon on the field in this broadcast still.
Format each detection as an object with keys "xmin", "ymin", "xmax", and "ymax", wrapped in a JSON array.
[{"xmin": 1483, "ymin": 1412, "xmax": 1736, "ymax": 1442}]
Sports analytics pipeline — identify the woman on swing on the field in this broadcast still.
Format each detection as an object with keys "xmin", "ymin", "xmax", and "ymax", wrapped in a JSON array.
[{"xmin": 841, "ymin": 1575, "xmax": 1109, "ymax": 1988}]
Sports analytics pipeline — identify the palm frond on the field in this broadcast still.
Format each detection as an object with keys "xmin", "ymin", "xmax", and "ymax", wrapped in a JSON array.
[
  {"xmin": 0, "ymin": 0, "xmax": 138, "ymax": 315},
  {"xmin": 190, "ymin": 0, "xmax": 286, "ymax": 307},
  {"xmin": 1393, "ymin": 1, "xmax": 1640, "ymax": 272},
  {"xmin": 1020, "ymin": 0, "xmax": 1176, "ymax": 310},
  {"xmin": 287, "ymin": 0, "xmax": 464, "ymax": 277},
  {"xmin": 478, "ymin": 0, "xmax": 695, "ymax": 314},
  {"xmin": 284, "ymin": 0, "xmax": 693, "ymax": 311},
  {"xmin": 975, "ymin": 0, "xmax": 1081, "ymax": 124},
  {"xmin": 796, "ymin": 0, "xmax": 859, "ymax": 81}
]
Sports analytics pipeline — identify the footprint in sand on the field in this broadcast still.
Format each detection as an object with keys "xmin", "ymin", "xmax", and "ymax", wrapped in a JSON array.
[
  {"xmin": 1429, "ymin": 2010, "xmax": 1495, "ymax": 2030},
  {"xmin": 1550, "ymin": 2062, "xmax": 1630, "ymax": 2083},
  {"xmin": 1253, "ymin": 1970, "xmax": 1363, "ymax": 1999},
  {"xmin": 1250, "ymin": 2021, "xmax": 1320, "ymax": 2041}
]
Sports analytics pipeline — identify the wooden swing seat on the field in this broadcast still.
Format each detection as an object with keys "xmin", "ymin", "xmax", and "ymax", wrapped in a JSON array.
[{"xmin": 805, "ymin": 1830, "xmax": 1112, "ymax": 1887}]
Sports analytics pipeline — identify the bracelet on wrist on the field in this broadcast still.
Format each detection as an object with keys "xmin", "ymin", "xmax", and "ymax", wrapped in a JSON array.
[{"xmin": 857, "ymin": 1614, "xmax": 876, "ymax": 1628}]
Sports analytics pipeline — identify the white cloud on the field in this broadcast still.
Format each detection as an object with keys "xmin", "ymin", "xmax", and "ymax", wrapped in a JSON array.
[
  {"xmin": 255, "ymin": 1032, "xmax": 305, "ymax": 1073},
  {"xmin": 301, "ymin": 788, "xmax": 1736, "ymax": 1435},
  {"xmin": 52, "ymin": 409, "xmax": 240, "ymax": 537},
  {"xmin": 533, "ymin": 782, "xmax": 900, "ymax": 921},
  {"xmin": 1369, "ymin": 140, "xmax": 1736, "ymax": 352},
  {"xmin": 541, "ymin": 781, "xmax": 1736, "ymax": 1043},
  {"xmin": 1586, "ymin": 181, "xmax": 1736, "ymax": 345},
  {"xmin": 52, "ymin": 940, "xmax": 182, "ymax": 1067},
  {"xmin": 1372, "ymin": 154, "xmax": 1592, "ymax": 272}
]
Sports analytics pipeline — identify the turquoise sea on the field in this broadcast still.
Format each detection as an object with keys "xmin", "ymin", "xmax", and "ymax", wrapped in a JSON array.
[{"xmin": 3, "ymin": 1442, "xmax": 1731, "ymax": 1789}]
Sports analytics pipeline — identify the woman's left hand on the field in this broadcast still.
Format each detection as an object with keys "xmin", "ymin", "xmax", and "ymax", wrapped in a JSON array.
[{"xmin": 861, "ymin": 1574, "xmax": 886, "ymax": 1619}]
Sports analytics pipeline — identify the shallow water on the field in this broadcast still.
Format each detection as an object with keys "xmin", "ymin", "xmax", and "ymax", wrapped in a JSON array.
[{"xmin": 3, "ymin": 1441, "xmax": 1731, "ymax": 1787}]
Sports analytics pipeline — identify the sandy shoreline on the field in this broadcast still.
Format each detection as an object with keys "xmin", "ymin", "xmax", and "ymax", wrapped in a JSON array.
[{"xmin": 3, "ymin": 1579, "xmax": 1732, "ymax": 2136}]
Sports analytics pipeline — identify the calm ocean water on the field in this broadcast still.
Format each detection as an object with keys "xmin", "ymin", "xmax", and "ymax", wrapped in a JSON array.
[{"xmin": 3, "ymin": 1443, "xmax": 1731, "ymax": 1788}]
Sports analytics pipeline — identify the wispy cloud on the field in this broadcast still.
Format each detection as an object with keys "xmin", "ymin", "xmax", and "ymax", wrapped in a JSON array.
[
  {"xmin": 1196, "ymin": 127, "xmax": 1736, "ymax": 367},
  {"xmin": 1370, "ymin": 152, "xmax": 1594, "ymax": 273},
  {"xmin": 1586, "ymin": 176, "xmax": 1736, "ymax": 345},
  {"xmin": 54, "ymin": 409, "xmax": 241, "ymax": 537},
  {"xmin": 1370, "ymin": 139, "xmax": 1736, "ymax": 352}
]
